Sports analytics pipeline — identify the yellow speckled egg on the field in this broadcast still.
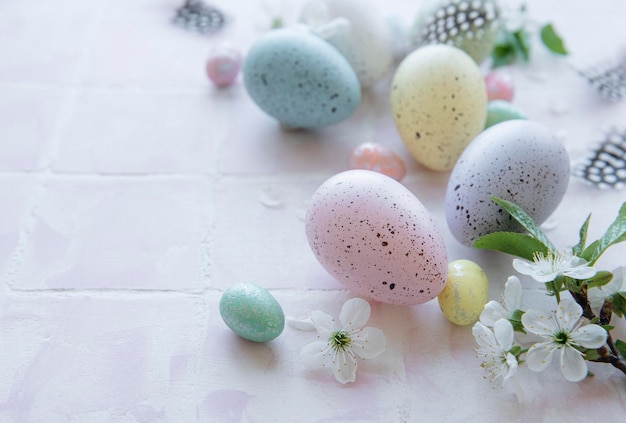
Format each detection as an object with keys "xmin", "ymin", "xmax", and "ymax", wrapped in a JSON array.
[
  {"xmin": 438, "ymin": 259, "xmax": 489, "ymax": 326},
  {"xmin": 390, "ymin": 44, "xmax": 487, "ymax": 171}
]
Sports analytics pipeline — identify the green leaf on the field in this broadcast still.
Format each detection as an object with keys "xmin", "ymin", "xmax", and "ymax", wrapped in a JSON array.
[
  {"xmin": 581, "ymin": 203, "xmax": 626, "ymax": 264},
  {"xmin": 584, "ymin": 349, "xmax": 601, "ymax": 361},
  {"xmin": 473, "ymin": 232, "xmax": 549, "ymax": 261},
  {"xmin": 509, "ymin": 309, "xmax": 526, "ymax": 333},
  {"xmin": 572, "ymin": 214, "xmax": 591, "ymax": 256},
  {"xmin": 601, "ymin": 325, "xmax": 615, "ymax": 332},
  {"xmin": 585, "ymin": 270, "xmax": 614, "ymax": 288},
  {"xmin": 616, "ymin": 339, "xmax": 626, "ymax": 360},
  {"xmin": 540, "ymin": 24, "xmax": 568, "ymax": 55},
  {"xmin": 491, "ymin": 31, "xmax": 518, "ymax": 68},
  {"xmin": 490, "ymin": 197, "xmax": 557, "ymax": 253},
  {"xmin": 513, "ymin": 28, "xmax": 531, "ymax": 61},
  {"xmin": 612, "ymin": 292, "xmax": 626, "ymax": 318}
]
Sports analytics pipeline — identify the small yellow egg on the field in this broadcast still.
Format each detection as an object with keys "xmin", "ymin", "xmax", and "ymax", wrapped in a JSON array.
[{"xmin": 438, "ymin": 260, "xmax": 489, "ymax": 326}]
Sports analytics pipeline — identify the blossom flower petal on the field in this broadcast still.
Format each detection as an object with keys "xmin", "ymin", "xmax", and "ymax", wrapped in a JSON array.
[
  {"xmin": 287, "ymin": 315, "xmax": 316, "ymax": 331},
  {"xmin": 494, "ymin": 318, "xmax": 514, "ymax": 351},
  {"xmin": 330, "ymin": 348, "xmax": 358, "ymax": 384},
  {"xmin": 472, "ymin": 321, "xmax": 498, "ymax": 350},
  {"xmin": 525, "ymin": 341, "xmax": 556, "ymax": 372},
  {"xmin": 503, "ymin": 353, "xmax": 518, "ymax": 380},
  {"xmin": 480, "ymin": 301, "xmax": 508, "ymax": 327},
  {"xmin": 351, "ymin": 327, "xmax": 386, "ymax": 359},
  {"xmin": 339, "ymin": 297, "xmax": 371, "ymax": 330},
  {"xmin": 521, "ymin": 309, "xmax": 557, "ymax": 337},
  {"xmin": 560, "ymin": 345, "xmax": 588, "ymax": 382},
  {"xmin": 564, "ymin": 265, "xmax": 597, "ymax": 281},
  {"xmin": 504, "ymin": 276, "xmax": 523, "ymax": 311},
  {"xmin": 310, "ymin": 310, "xmax": 335, "ymax": 337},
  {"xmin": 300, "ymin": 340, "xmax": 327, "ymax": 370},
  {"xmin": 555, "ymin": 298, "xmax": 583, "ymax": 331},
  {"xmin": 512, "ymin": 258, "xmax": 556, "ymax": 282},
  {"xmin": 571, "ymin": 325, "xmax": 607, "ymax": 349}
]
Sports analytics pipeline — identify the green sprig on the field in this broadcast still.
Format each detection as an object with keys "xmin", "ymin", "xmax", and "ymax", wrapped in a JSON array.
[{"xmin": 490, "ymin": 4, "xmax": 568, "ymax": 68}]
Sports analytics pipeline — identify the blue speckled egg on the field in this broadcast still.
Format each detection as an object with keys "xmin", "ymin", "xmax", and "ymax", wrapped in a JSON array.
[
  {"xmin": 445, "ymin": 120, "xmax": 570, "ymax": 247},
  {"xmin": 243, "ymin": 27, "xmax": 361, "ymax": 129}
]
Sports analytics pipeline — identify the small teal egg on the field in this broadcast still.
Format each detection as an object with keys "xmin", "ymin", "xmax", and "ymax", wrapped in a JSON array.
[
  {"xmin": 219, "ymin": 283, "xmax": 285, "ymax": 342},
  {"xmin": 243, "ymin": 28, "xmax": 361, "ymax": 129},
  {"xmin": 485, "ymin": 100, "xmax": 527, "ymax": 129}
]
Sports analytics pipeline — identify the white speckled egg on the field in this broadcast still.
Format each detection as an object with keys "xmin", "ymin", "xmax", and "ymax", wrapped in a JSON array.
[
  {"xmin": 411, "ymin": 0, "xmax": 500, "ymax": 64},
  {"xmin": 390, "ymin": 44, "xmax": 487, "ymax": 171},
  {"xmin": 299, "ymin": 0, "xmax": 394, "ymax": 87},
  {"xmin": 438, "ymin": 260, "xmax": 489, "ymax": 326},
  {"xmin": 243, "ymin": 27, "xmax": 361, "ymax": 129},
  {"xmin": 305, "ymin": 170, "xmax": 448, "ymax": 306},
  {"xmin": 445, "ymin": 120, "xmax": 570, "ymax": 247}
]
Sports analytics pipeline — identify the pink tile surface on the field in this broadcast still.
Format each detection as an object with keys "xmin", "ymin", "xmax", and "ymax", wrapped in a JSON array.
[
  {"xmin": 1, "ymin": 0, "xmax": 626, "ymax": 421},
  {"xmin": 10, "ymin": 177, "xmax": 213, "ymax": 291}
]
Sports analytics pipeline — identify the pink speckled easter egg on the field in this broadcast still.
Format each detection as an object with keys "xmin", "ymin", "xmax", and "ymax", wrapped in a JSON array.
[
  {"xmin": 206, "ymin": 43, "xmax": 242, "ymax": 87},
  {"xmin": 348, "ymin": 142, "xmax": 407, "ymax": 181},
  {"xmin": 485, "ymin": 69, "xmax": 514, "ymax": 102},
  {"xmin": 305, "ymin": 170, "xmax": 448, "ymax": 306}
]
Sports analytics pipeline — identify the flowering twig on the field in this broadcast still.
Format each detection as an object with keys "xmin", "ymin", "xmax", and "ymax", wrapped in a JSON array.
[{"xmin": 473, "ymin": 197, "xmax": 626, "ymax": 384}]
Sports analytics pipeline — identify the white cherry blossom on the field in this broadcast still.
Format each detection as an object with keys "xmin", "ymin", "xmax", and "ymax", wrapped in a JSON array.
[
  {"xmin": 512, "ymin": 250, "xmax": 597, "ymax": 283},
  {"xmin": 299, "ymin": 298, "xmax": 386, "ymax": 384},
  {"xmin": 480, "ymin": 276, "xmax": 523, "ymax": 327},
  {"xmin": 521, "ymin": 298, "xmax": 607, "ymax": 382},
  {"xmin": 472, "ymin": 319, "xmax": 518, "ymax": 387}
]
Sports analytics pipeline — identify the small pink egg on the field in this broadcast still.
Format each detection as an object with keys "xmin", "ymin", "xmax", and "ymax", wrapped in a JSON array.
[
  {"xmin": 206, "ymin": 43, "xmax": 243, "ymax": 87},
  {"xmin": 348, "ymin": 142, "xmax": 407, "ymax": 181},
  {"xmin": 485, "ymin": 70, "xmax": 514, "ymax": 102}
]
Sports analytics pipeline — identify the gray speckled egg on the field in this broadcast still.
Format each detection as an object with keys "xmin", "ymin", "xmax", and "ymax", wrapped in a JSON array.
[
  {"xmin": 243, "ymin": 27, "xmax": 361, "ymax": 129},
  {"xmin": 390, "ymin": 44, "xmax": 487, "ymax": 171},
  {"xmin": 445, "ymin": 120, "xmax": 570, "ymax": 247},
  {"xmin": 411, "ymin": 0, "xmax": 500, "ymax": 64},
  {"xmin": 219, "ymin": 283, "xmax": 285, "ymax": 342},
  {"xmin": 305, "ymin": 170, "xmax": 448, "ymax": 306}
]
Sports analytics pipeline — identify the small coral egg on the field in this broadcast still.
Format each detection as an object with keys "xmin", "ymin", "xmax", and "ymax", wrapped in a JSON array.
[
  {"xmin": 206, "ymin": 43, "xmax": 242, "ymax": 87},
  {"xmin": 348, "ymin": 142, "xmax": 407, "ymax": 181},
  {"xmin": 438, "ymin": 260, "xmax": 489, "ymax": 326},
  {"xmin": 485, "ymin": 70, "xmax": 514, "ymax": 102}
]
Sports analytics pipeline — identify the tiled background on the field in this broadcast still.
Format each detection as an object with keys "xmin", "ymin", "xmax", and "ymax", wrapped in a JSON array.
[{"xmin": 1, "ymin": 0, "xmax": 626, "ymax": 422}]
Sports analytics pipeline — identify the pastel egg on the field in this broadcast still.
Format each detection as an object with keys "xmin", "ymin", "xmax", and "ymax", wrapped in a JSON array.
[
  {"xmin": 438, "ymin": 260, "xmax": 489, "ymax": 325},
  {"xmin": 299, "ymin": 0, "xmax": 395, "ymax": 87},
  {"xmin": 411, "ymin": 0, "xmax": 500, "ymax": 64},
  {"xmin": 219, "ymin": 283, "xmax": 285, "ymax": 342},
  {"xmin": 348, "ymin": 142, "xmax": 407, "ymax": 181},
  {"xmin": 206, "ymin": 43, "xmax": 243, "ymax": 87},
  {"xmin": 305, "ymin": 170, "xmax": 448, "ymax": 306},
  {"xmin": 485, "ymin": 69, "xmax": 514, "ymax": 102},
  {"xmin": 390, "ymin": 44, "xmax": 487, "ymax": 171},
  {"xmin": 445, "ymin": 120, "xmax": 570, "ymax": 247},
  {"xmin": 485, "ymin": 100, "xmax": 526, "ymax": 129},
  {"xmin": 243, "ymin": 27, "xmax": 361, "ymax": 129}
]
